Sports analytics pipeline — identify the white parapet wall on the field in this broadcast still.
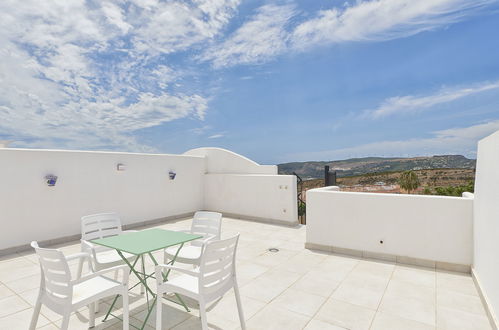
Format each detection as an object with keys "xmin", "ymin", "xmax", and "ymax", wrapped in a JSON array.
[
  {"xmin": 473, "ymin": 130, "xmax": 499, "ymax": 325},
  {"xmin": 0, "ymin": 147, "xmax": 298, "ymax": 252},
  {"xmin": 204, "ymin": 174, "xmax": 298, "ymax": 225},
  {"xmin": 306, "ymin": 187, "xmax": 473, "ymax": 266},
  {"xmin": 185, "ymin": 147, "xmax": 298, "ymax": 225},
  {"xmin": 0, "ymin": 149, "xmax": 206, "ymax": 250}
]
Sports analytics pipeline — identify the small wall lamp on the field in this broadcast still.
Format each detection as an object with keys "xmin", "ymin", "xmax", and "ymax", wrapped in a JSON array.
[
  {"xmin": 45, "ymin": 174, "xmax": 58, "ymax": 187},
  {"xmin": 169, "ymin": 170, "xmax": 176, "ymax": 180},
  {"xmin": 117, "ymin": 163, "xmax": 126, "ymax": 171}
]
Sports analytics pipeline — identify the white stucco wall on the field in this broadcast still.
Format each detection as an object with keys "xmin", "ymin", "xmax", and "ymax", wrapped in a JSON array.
[
  {"xmin": 0, "ymin": 147, "xmax": 298, "ymax": 250},
  {"xmin": 473, "ymin": 130, "xmax": 499, "ymax": 323},
  {"xmin": 0, "ymin": 149, "xmax": 205, "ymax": 250},
  {"xmin": 204, "ymin": 174, "xmax": 298, "ymax": 224},
  {"xmin": 184, "ymin": 147, "xmax": 277, "ymax": 174},
  {"xmin": 307, "ymin": 188, "xmax": 473, "ymax": 265}
]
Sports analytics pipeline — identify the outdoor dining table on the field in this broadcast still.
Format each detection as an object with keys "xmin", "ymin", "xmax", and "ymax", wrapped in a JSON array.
[{"xmin": 91, "ymin": 228, "xmax": 203, "ymax": 330}]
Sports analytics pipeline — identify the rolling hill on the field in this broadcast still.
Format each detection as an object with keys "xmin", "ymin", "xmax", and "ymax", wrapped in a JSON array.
[{"xmin": 278, "ymin": 155, "xmax": 476, "ymax": 179}]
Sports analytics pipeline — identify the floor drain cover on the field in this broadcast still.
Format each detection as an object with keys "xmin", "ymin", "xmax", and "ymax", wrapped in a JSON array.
[{"xmin": 268, "ymin": 248, "xmax": 279, "ymax": 253}]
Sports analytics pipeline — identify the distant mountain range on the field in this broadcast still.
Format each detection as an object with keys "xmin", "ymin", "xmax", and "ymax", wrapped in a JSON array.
[{"xmin": 278, "ymin": 155, "xmax": 476, "ymax": 179}]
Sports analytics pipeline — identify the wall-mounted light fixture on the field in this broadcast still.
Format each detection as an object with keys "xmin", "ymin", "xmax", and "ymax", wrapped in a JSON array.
[
  {"xmin": 169, "ymin": 170, "xmax": 176, "ymax": 180},
  {"xmin": 117, "ymin": 163, "xmax": 126, "ymax": 171},
  {"xmin": 45, "ymin": 174, "xmax": 58, "ymax": 187}
]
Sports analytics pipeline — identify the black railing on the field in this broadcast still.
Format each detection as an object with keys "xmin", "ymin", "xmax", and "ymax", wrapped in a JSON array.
[{"xmin": 293, "ymin": 172, "xmax": 306, "ymax": 224}]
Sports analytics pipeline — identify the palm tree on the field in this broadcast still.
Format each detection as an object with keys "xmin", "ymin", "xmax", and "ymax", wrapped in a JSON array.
[{"xmin": 399, "ymin": 171, "xmax": 420, "ymax": 194}]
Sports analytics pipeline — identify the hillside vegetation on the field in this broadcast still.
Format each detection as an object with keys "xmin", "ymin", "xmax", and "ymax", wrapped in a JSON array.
[{"xmin": 279, "ymin": 155, "xmax": 476, "ymax": 179}]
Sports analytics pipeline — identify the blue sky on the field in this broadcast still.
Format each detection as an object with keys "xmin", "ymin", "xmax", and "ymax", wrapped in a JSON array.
[{"xmin": 1, "ymin": 0, "xmax": 499, "ymax": 164}]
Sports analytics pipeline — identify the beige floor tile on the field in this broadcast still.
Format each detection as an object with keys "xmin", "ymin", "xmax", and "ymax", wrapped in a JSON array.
[
  {"xmin": 436, "ymin": 271, "xmax": 478, "ymax": 296},
  {"xmin": 240, "ymin": 276, "xmax": 291, "ymax": 303},
  {"xmin": 171, "ymin": 314, "xmax": 238, "ymax": 330},
  {"xmin": 251, "ymin": 249, "xmax": 299, "ymax": 267},
  {"xmin": 246, "ymin": 305, "xmax": 310, "ymax": 330},
  {"xmin": 270, "ymin": 288, "xmax": 326, "ymax": 316},
  {"xmin": 133, "ymin": 299, "xmax": 193, "ymax": 329},
  {"xmin": 437, "ymin": 289, "xmax": 486, "ymax": 316},
  {"xmin": 236, "ymin": 262, "xmax": 270, "ymax": 281},
  {"xmin": 0, "ymin": 262, "xmax": 40, "ymax": 283},
  {"xmin": 371, "ymin": 312, "xmax": 435, "ymax": 330},
  {"xmin": 274, "ymin": 251, "xmax": 327, "ymax": 274},
  {"xmin": 353, "ymin": 260, "xmax": 395, "ymax": 278},
  {"xmin": 209, "ymin": 290, "xmax": 265, "ymax": 322},
  {"xmin": 37, "ymin": 323, "xmax": 60, "ymax": 330},
  {"xmin": 437, "ymin": 306, "xmax": 492, "ymax": 330},
  {"xmin": 18, "ymin": 288, "xmax": 69, "ymax": 322},
  {"xmin": 4, "ymin": 273, "xmax": 41, "ymax": 294},
  {"xmin": 55, "ymin": 309, "xmax": 119, "ymax": 330},
  {"xmin": 315, "ymin": 298, "xmax": 375, "ymax": 330},
  {"xmin": 332, "ymin": 282, "xmax": 385, "ymax": 309},
  {"xmin": 392, "ymin": 265, "xmax": 436, "ymax": 288},
  {"xmin": 339, "ymin": 270, "xmax": 390, "ymax": 292},
  {"xmin": 0, "ymin": 283, "xmax": 15, "ymax": 299},
  {"xmin": 304, "ymin": 319, "xmax": 348, "ymax": 330},
  {"xmin": 0, "ymin": 294, "xmax": 31, "ymax": 318},
  {"xmin": 384, "ymin": 279, "xmax": 435, "ymax": 305},
  {"xmin": 256, "ymin": 268, "xmax": 302, "ymax": 287},
  {"xmin": 0, "ymin": 308, "xmax": 50, "ymax": 329},
  {"xmin": 379, "ymin": 294, "xmax": 435, "ymax": 326},
  {"xmin": 290, "ymin": 270, "xmax": 341, "ymax": 297}
]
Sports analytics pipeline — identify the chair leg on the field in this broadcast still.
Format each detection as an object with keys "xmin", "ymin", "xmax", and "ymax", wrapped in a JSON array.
[
  {"xmin": 234, "ymin": 282, "xmax": 246, "ymax": 330},
  {"xmin": 60, "ymin": 313, "xmax": 70, "ymax": 330},
  {"xmin": 89, "ymin": 303, "xmax": 96, "ymax": 328},
  {"xmin": 156, "ymin": 290, "xmax": 162, "ymax": 330},
  {"xmin": 29, "ymin": 294, "xmax": 42, "ymax": 330},
  {"xmin": 122, "ymin": 292, "xmax": 129, "ymax": 330},
  {"xmin": 95, "ymin": 300, "xmax": 100, "ymax": 313},
  {"xmin": 76, "ymin": 258, "xmax": 84, "ymax": 279},
  {"xmin": 199, "ymin": 300, "xmax": 208, "ymax": 330}
]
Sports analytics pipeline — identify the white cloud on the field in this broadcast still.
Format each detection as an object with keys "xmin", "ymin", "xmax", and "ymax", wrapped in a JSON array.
[
  {"xmin": 201, "ymin": 0, "xmax": 497, "ymax": 67},
  {"xmin": 200, "ymin": 4, "xmax": 296, "ymax": 68},
  {"xmin": 208, "ymin": 134, "xmax": 224, "ymax": 139},
  {"xmin": 364, "ymin": 81, "xmax": 499, "ymax": 119},
  {"xmin": 287, "ymin": 120, "xmax": 499, "ymax": 161},
  {"xmin": 291, "ymin": 0, "xmax": 497, "ymax": 50},
  {"xmin": 0, "ymin": 0, "xmax": 237, "ymax": 151}
]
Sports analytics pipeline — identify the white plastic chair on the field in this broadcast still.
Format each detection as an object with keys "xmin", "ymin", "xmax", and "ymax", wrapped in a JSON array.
[
  {"xmin": 163, "ymin": 211, "xmax": 222, "ymax": 266},
  {"xmin": 77, "ymin": 212, "xmax": 143, "ymax": 312},
  {"xmin": 156, "ymin": 235, "xmax": 245, "ymax": 330},
  {"xmin": 29, "ymin": 241, "xmax": 129, "ymax": 330}
]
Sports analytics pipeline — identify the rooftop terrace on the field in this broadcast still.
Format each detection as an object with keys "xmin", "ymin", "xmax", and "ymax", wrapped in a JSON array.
[
  {"xmin": 1, "ymin": 132, "xmax": 499, "ymax": 330},
  {"xmin": 0, "ymin": 216, "xmax": 492, "ymax": 330}
]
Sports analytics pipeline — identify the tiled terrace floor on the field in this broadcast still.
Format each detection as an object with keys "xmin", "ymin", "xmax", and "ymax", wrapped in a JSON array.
[{"xmin": 0, "ymin": 217, "xmax": 492, "ymax": 330}]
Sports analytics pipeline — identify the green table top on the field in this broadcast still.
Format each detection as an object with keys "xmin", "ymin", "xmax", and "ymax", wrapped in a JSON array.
[{"xmin": 91, "ymin": 228, "xmax": 202, "ymax": 255}]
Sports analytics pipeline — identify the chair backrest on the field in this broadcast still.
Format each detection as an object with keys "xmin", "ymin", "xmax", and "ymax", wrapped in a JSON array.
[
  {"xmin": 81, "ymin": 212, "xmax": 123, "ymax": 241},
  {"xmin": 31, "ymin": 241, "xmax": 72, "ymax": 304},
  {"xmin": 190, "ymin": 211, "xmax": 222, "ymax": 247},
  {"xmin": 199, "ymin": 234, "xmax": 239, "ymax": 298}
]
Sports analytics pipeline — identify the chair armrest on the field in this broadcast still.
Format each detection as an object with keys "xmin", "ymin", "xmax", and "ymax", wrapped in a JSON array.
[
  {"xmin": 65, "ymin": 252, "xmax": 91, "ymax": 262},
  {"xmin": 71, "ymin": 265, "xmax": 129, "ymax": 286},
  {"xmin": 155, "ymin": 264, "xmax": 200, "ymax": 283},
  {"xmin": 198, "ymin": 234, "xmax": 216, "ymax": 244}
]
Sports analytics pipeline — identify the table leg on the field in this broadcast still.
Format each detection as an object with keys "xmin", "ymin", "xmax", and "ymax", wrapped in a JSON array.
[{"xmin": 147, "ymin": 245, "xmax": 191, "ymax": 312}]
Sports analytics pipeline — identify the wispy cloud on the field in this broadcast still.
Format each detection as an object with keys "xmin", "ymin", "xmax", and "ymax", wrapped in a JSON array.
[
  {"xmin": 291, "ymin": 0, "xmax": 497, "ymax": 50},
  {"xmin": 200, "ymin": 4, "xmax": 296, "ymax": 68},
  {"xmin": 208, "ymin": 133, "xmax": 224, "ymax": 139},
  {"xmin": 286, "ymin": 120, "xmax": 499, "ymax": 161},
  {"xmin": 0, "ymin": 0, "xmax": 238, "ymax": 151},
  {"xmin": 201, "ymin": 0, "xmax": 497, "ymax": 68},
  {"xmin": 364, "ymin": 81, "xmax": 499, "ymax": 119}
]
